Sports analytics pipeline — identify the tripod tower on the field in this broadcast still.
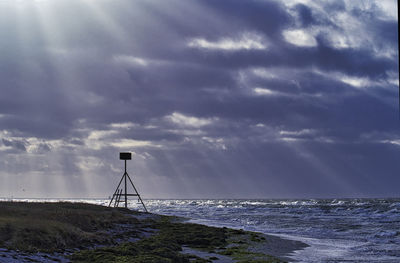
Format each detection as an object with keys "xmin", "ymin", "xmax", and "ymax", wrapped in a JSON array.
[{"xmin": 108, "ymin": 152, "xmax": 148, "ymax": 212}]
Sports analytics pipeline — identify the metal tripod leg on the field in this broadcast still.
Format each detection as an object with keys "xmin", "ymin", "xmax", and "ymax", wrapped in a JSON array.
[
  {"xmin": 109, "ymin": 173, "xmax": 125, "ymax": 207},
  {"xmin": 115, "ymin": 189, "xmax": 123, "ymax": 207},
  {"xmin": 126, "ymin": 173, "xmax": 148, "ymax": 212}
]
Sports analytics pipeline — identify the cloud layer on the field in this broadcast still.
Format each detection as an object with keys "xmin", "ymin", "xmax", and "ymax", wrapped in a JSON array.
[{"xmin": 0, "ymin": 0, "xmax": 398, "ymax": 198}]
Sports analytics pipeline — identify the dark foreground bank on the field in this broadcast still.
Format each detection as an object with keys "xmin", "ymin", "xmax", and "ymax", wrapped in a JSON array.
[{"xmin": 0, "ymin": 202, "xmax": 307, "ymax": 263}]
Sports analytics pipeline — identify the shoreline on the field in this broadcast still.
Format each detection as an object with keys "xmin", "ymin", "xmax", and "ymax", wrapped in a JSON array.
[
  {"xmin": 184, "ymin": 218, "xmax": 308, "ymax": 262},
  {"xmin": 185, "ymin": 218, "xmax": 309, "ymax": 262},
  {"xmin": 0, "ymin": 201, "xmax": 308, "ymax": 262}
]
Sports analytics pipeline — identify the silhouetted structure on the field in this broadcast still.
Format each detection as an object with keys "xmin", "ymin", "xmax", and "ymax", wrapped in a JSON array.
[{"xmin": 108, "ymin": 152, "xmax": 148, "ymax": 212}]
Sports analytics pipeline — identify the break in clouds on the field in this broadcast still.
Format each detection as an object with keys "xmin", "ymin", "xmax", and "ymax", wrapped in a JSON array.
[{"xmin": 0, "ymin": 0, "xmax": 398, "ymax": 198}]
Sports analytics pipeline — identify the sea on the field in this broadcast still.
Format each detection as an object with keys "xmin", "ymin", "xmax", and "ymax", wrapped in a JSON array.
[{"xmin": 2, "ymin": 198, "xmax": 399, "ymax": 263}]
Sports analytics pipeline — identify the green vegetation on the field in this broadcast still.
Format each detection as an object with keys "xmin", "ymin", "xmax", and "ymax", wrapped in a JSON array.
[
  {"xmin": 71, "ymin": 236, "xmax": 204, "ymax": 263},
  {"xmin": 0, "ymin": 201, "xmax": 288, "ymax": 262},
  {"xmin": 71, "ymin": 217, "xmax": 285, "ymax": 263},
  {"xmin": 71, "ymin": 217, "xmax": 227, "ymax": 263},
  {"xmin": 0, "ymin": 201, "xmax": 139, "ymax": 252},
  {"xmin": 218, "ymin": 229, "xmax": 284, "ymax": 263}
]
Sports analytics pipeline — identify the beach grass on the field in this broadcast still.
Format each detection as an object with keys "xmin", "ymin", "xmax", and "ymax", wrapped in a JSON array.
[{"xmin": 0, "ymin": 201, "xmax": 138, "ymax": 252}]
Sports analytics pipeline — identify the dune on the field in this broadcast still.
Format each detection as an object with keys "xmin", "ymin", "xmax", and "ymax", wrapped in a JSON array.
[{"xmin": 0, "ymin": 201, "xmax": 307, "ymax": 262}]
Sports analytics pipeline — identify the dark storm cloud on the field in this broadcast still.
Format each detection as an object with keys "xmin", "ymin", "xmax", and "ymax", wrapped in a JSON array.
[
  {"xmin": 2, "ymin": 138, "xmax": 26, "ymax": 152},
  {"xmin": 182, "ymin": 40, "xmax": 395, "ymax": 78},
  {"xmin": 295, "ymin": 4, "xmax": 317, "ymax": 27},
  {"xmin": 199, "ymin": 0, "xmax": 291, "ymax": 36},
  {"xmin": 0, "ymin": 0, "xmax": 398, "ymax": 198}
]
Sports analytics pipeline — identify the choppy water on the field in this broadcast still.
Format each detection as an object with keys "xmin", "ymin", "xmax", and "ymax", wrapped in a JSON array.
[
  {"xmin": 144, "ymin": 199, "xmax": 400, "ymax": 263},
  {"xmin": 2, "ymin": 198, "xmax": 399, "ymax": 262}
]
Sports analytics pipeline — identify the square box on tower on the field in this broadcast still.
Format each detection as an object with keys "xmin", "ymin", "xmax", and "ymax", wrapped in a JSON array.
[{"xmin": 119, "ymin": 152, "xmax": 132, "ymax": 160}]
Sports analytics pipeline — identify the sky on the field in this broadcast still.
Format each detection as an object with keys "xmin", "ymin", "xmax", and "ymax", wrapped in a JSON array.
[{"xmin": 0, "ymin": 0, "xmax": 398, "ymax": 199}]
